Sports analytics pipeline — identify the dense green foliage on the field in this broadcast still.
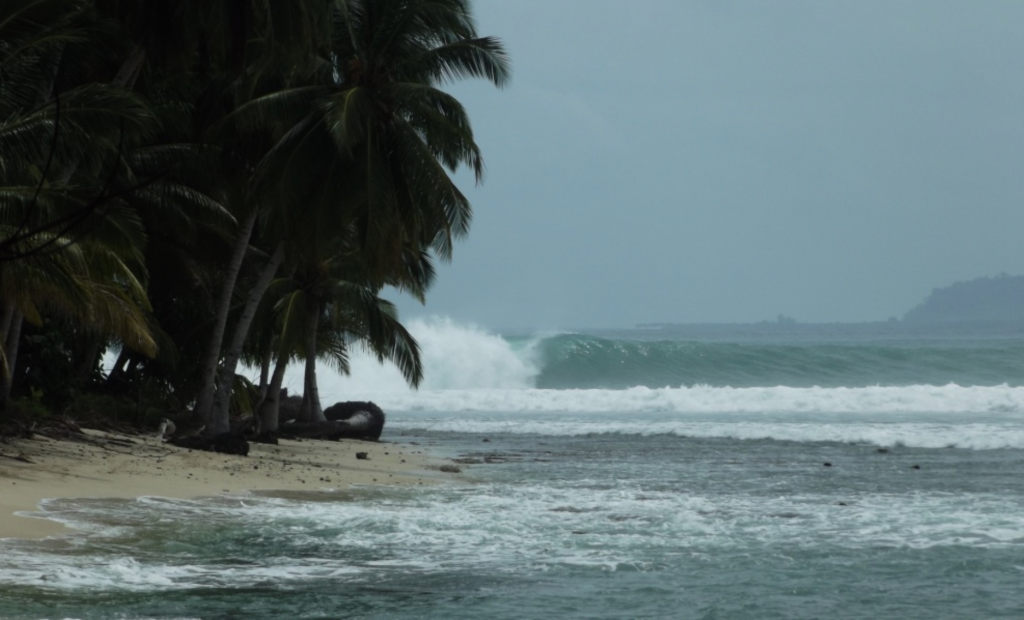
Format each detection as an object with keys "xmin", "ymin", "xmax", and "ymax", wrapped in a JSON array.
[{"xmin": 0, "ymin": 0, "xmax": 509, "ymax": 434}]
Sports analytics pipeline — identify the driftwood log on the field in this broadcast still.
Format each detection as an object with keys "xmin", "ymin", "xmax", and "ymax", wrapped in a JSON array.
[
  {"xmin": 280, "ymin": 401, "xmax": 386, "ymax": 441},
  {"xmin": 169, "ymin": 432, "xmax": 250, "ymax": 456}
]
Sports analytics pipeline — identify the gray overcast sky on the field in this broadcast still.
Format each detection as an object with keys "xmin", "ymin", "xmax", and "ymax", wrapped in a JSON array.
[{"xmin": 393, "ymin": 0, "xmax": 1024, "ymax": 331}]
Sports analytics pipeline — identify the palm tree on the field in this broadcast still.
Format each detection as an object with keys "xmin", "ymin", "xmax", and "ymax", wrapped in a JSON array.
[
  {"xmin": 182, "ymin": 1, "xmax": 338, "ymax": 434},
  {"xmin": 253, "ymin": 246, "xmax": 423, "ymax": 430},
  {"xmin": 197, "ymin": 0, "xmax": 508, "ymax": 435},
  {"xmin": 0, "ymin": 0, "xmax": 164, "ymax": 407},
  {"xmin": 1, "ymin": 0, "xmax": 509, "ymax": 431},
  {"xmin": 249, "ymin": 0, "xmax": 510, "ymax": 284}
]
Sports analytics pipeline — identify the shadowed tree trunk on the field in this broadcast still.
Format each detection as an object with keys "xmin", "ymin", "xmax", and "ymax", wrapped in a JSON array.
[
  {"xmin": 1, "ymin": 309, "xmax": 24, "ymax": 407},
  {"xmin": 208, "ymin": 241, "xmax": 285, "ymax": 433},
  {"xmin": 298, "ymin": 296, "xmax": 325, "ymax": 422},
  {"xmin": 194, "ymin": 209, "xmax": 257, "ymax": 429},
  {"xmin": 73, "ymin": 335, "xmax": 103, "ymax": 384},
  {"xmin": 0, "ymin": 302, "xmax": 14, "ymax": 409},
  {"xmin": 258, "ymin": 348, "xmax": 271, "ymax": 399},
  {"xmin": 257, "ymin": 353, "xmax": 289, "ymax": 433}
]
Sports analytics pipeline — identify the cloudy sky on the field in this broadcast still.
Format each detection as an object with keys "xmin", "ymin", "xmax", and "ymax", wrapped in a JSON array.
[{"xmin": 392, "ymin": 0, "xmax": 1024, "ymax": 331}]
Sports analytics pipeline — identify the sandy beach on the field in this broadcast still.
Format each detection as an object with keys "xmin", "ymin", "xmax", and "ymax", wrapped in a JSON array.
[{"xmin": 0, "ymin": 429, "xmax": 457, "ymax": 540}]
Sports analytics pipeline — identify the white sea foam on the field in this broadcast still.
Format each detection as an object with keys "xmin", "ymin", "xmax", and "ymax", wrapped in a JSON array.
[
  {"xmin": 289, "ymin": 318, "xmax": 1024, "ymax": 449},
  {"xmin": 388, "ymin": 415, "xmax": 1024, "ymax": 449},
  {"xmin": 7, "ymin": 484, "xmax": 1021, "ymax": 595},
  {"xmin": 345, "ymin": 384, "xmax": 1024, "ymax": 416},
  {"xmin": 307, "ymin": 317, "xmax": 540, "ymax": 396},
  {"xmin": 0, "ymin": 540, "xmax": 366, "ymax": 593},
  {"xmin": 304, "ymin": 318, "xmax": 1024, "ymax": 417}
]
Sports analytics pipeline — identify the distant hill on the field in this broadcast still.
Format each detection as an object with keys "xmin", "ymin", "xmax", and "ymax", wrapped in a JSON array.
[{"xmin": 904, "ymin": 274, "xmax": 1024, "ymax": 323}]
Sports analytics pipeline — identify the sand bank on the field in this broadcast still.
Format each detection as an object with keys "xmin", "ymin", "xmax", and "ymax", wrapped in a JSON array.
[{"xmin": 0, "ymin": 429, "xmax": 457, "ymax": 540}]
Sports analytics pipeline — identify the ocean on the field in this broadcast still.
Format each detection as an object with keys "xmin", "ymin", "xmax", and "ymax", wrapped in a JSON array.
[{"xmin": 3, "ymin": 319, "xmax": 1024, "ymax": 619}]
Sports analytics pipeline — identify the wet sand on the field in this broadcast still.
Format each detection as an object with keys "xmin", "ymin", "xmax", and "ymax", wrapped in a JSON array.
[{"xmin": 0, "ymin": 429, "xmax": 456, "ymax": 539}]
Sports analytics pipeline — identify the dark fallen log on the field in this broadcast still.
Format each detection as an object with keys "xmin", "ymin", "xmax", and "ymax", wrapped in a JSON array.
[
  {"xmin": 249, "ymin": 431, "xmax": 279, "ymax": 445},
  {"xmin": 281, "ymin": 401, "xmax": 386, "ymax": 441},
  {"xmin": 279, "ymin": 420, "xmax": 365, "ymax": 441},
  {"xmin": 169, "ymin": 432, "xmax": 250, "ymax": 456}
]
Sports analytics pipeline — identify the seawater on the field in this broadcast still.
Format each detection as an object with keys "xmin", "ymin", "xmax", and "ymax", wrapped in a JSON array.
[{"xmin": 3, "ymin": 319, "xmax": 1024, "ymax": 619}]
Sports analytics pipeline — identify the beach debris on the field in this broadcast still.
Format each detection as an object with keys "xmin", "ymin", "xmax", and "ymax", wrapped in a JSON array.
[
  {"xmin": 823, "ymin": 462, "xmax": 833, "ymax": 467},
  {"xmin": 911, "ymin": 464, "xmax": 921, "ymax": 470},
  {"xmin": 356, "ymin": 452, "xmax": 369, "ymax": 460},
  {"xmin": 438, "ymin": 464, "xmax": 461, "ymax": 473}
]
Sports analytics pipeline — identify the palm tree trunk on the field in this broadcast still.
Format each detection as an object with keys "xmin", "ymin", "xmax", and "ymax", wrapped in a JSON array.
[
  {"xmin": 299, "ymin": 297, "xmax": 325, "ymax": 422},
  {"xmin": 258, "ymin": 348, "xmax": 272, "ymax": 399},
  {"xmin": 208, "ymin": 240, "xmax": 285, "ymax": 434},
  {"xmin": 113, "ymin": 45, "xmax": 146, "ymax": 89},
  {"xmin": 0, "ymin": 302, "xmax": 13, "ymax": 387},
  {"xmin": 1, "ymin": 310, "xmax": 24, "ymax": 408},
  {"xmin": 257, "ymin": 354, "xmax": 289, "ymax": 433},
  {"xmin": 194, "ymin": 209, "xmax": 257, "ymax": 428},
  {"xmin": 74, "ymin": 336, "xmax": 103, "ymax": 384},
  {"xmin": 0, "ymin": 303, "xmax": 13, "ymax": 342}
]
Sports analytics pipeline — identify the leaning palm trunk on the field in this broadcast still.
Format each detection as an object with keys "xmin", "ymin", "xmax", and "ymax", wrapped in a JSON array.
[
  {"xmin": 258, "ymin": 348, "xmax": 272, "ymax": 399},
  {"xmin": 298, "ymin": 297, "xmax": 325, "ymax": 422},
  {"xmin": 0, "ymin": 303, "xmax": 13, "ymax": 341},
  {"xmin": 0, "ymin": 303, "xmax": 14, "ymax": 382},
  {"xmin": 257, "ymin": 353, "xmax": 289, "ymax": 433},
  {"xmin": 1, "ymin": 309, "xmax": 24, "ymax": 407},
  {"xmin": 208, "ymin": 241, "xmax": 285, "ymax": 434},
  {"xmin": 193, "ymin": 209, "xmax": 257, "ymax": 428}
]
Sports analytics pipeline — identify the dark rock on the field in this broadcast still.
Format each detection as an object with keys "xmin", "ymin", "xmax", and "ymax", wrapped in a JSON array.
[
  {"xmin": 356, "ymin": 452, "xmax": 369, "ymax": 460},
  {"xmin": 823, "ymin": 462, "xmax": 832, "ymax": 467},
  {"xmin": 911, "ymin": 464, "xmax": 921, "ymax": 470},
  {"xmin": 322, "ymin": 401, "xmax": 386, "ymax": 441},
  {"xmin": 876, "ymin": 448, "xmax": 890, "ymax": 453}
]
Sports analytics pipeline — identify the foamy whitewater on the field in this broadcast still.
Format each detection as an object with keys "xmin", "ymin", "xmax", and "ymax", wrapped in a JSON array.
[{"xmin": 3, "ymin": 319, "xmax": 1024, "ymax": 619}]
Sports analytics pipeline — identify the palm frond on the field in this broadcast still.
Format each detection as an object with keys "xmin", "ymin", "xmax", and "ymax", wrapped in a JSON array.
[{"xmin": 395, "ymin": 37, "xmax": 511, "ymax": 88}]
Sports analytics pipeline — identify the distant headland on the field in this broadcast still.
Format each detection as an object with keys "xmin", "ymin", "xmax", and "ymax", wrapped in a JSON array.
[
  {"xmin": 638, "ymin": 273, "xmax": 1024, "ymax": 329},
  {"xmin": 903, "ymin": 273, "xmax": 1024, "ymax": 324}
]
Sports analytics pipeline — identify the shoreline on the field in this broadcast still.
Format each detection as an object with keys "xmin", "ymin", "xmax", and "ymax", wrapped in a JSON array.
[{"xmin": 0, "ymin": 428, "xmax": 457, "ymax": 540}]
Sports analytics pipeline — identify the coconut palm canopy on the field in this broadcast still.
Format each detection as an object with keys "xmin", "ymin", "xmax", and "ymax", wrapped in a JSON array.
[{"xmin": 0, "ymin": 0, "xmax": 508, "ymax": 432}]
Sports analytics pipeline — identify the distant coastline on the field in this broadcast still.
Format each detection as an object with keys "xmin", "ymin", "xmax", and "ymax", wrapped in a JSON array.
[
  {"xmin": 903, "ymin": 273, "xmax": 1024, "ymax": 324},
  {"xmin": 640, "ymin": 273, "xmax": 1024, "ymax": 330}
]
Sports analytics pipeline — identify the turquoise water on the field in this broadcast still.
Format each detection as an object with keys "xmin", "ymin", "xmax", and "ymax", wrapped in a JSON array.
[{"xmin": 2, "ymin": 321, "xmax": 1024, "ymax": 619}]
